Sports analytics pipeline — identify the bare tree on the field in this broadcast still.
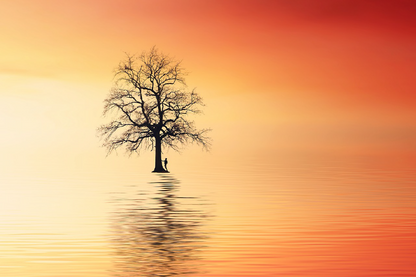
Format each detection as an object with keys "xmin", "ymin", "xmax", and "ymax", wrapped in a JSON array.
[{"xmin": 98, "ymin": 47, "xmax": 211, "ymax": 172}]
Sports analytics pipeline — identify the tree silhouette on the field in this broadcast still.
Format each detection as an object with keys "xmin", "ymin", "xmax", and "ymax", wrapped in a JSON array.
[{"xmin": 98, "ymin": 47, "xmax": 211, "ymax": 172}]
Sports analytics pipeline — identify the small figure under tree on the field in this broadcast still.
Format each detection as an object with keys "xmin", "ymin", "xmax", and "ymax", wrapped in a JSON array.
[
  {"xmin": 98, "ymin": 47, "xmax": 211, "ymax": 172},
  {"xmin": 164, "ymin": 158, "xmax": 168, "ymax": 171}
]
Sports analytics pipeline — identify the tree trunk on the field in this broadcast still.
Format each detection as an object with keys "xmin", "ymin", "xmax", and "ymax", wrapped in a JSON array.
[{"xmin": 153, "ymin": 136, "xmax": 167, "ymax": 173}]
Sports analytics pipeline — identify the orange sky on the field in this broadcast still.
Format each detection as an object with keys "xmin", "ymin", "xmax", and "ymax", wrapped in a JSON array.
[{"xmin": 0, "ymin": 0, "xmax": 415, "ymax": 167}]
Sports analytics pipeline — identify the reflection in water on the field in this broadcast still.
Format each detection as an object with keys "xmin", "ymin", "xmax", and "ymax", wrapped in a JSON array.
[{"xmin": 110, "ymin": 175, "xmax": 209, "ymax": 276}]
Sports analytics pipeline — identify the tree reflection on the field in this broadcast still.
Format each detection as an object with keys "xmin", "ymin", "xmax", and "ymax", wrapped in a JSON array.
[{"xmin": 110, "ymin": 175, "xmax": 209, "ymax": 276}]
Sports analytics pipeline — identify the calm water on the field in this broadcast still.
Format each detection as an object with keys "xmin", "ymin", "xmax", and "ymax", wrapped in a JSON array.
[{"xmin": 1, "ymin": 151, "xmax": 416, "ymax": 276}]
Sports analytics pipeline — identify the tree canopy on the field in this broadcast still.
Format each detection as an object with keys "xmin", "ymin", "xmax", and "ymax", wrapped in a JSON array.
[{"xmin": 98, "ymin": 47, "xmax": 211, "ymax": 172}]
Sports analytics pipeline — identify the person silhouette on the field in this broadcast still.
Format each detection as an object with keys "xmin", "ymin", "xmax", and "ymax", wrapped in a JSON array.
[{"xmin": 164, "ymin": 158, "xmax": 168, "ymax": 171}]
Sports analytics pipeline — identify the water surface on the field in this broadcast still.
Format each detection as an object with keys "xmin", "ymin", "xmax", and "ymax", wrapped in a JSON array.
[{"xmin": 1, "ymin": 151, "xmax": 415, "ymax": 276}]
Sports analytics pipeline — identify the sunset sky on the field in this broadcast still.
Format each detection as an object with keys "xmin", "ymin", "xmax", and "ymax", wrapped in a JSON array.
[{"xmin": 0, "ymin": 0, "xmax": 415, "ymax": 172}]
